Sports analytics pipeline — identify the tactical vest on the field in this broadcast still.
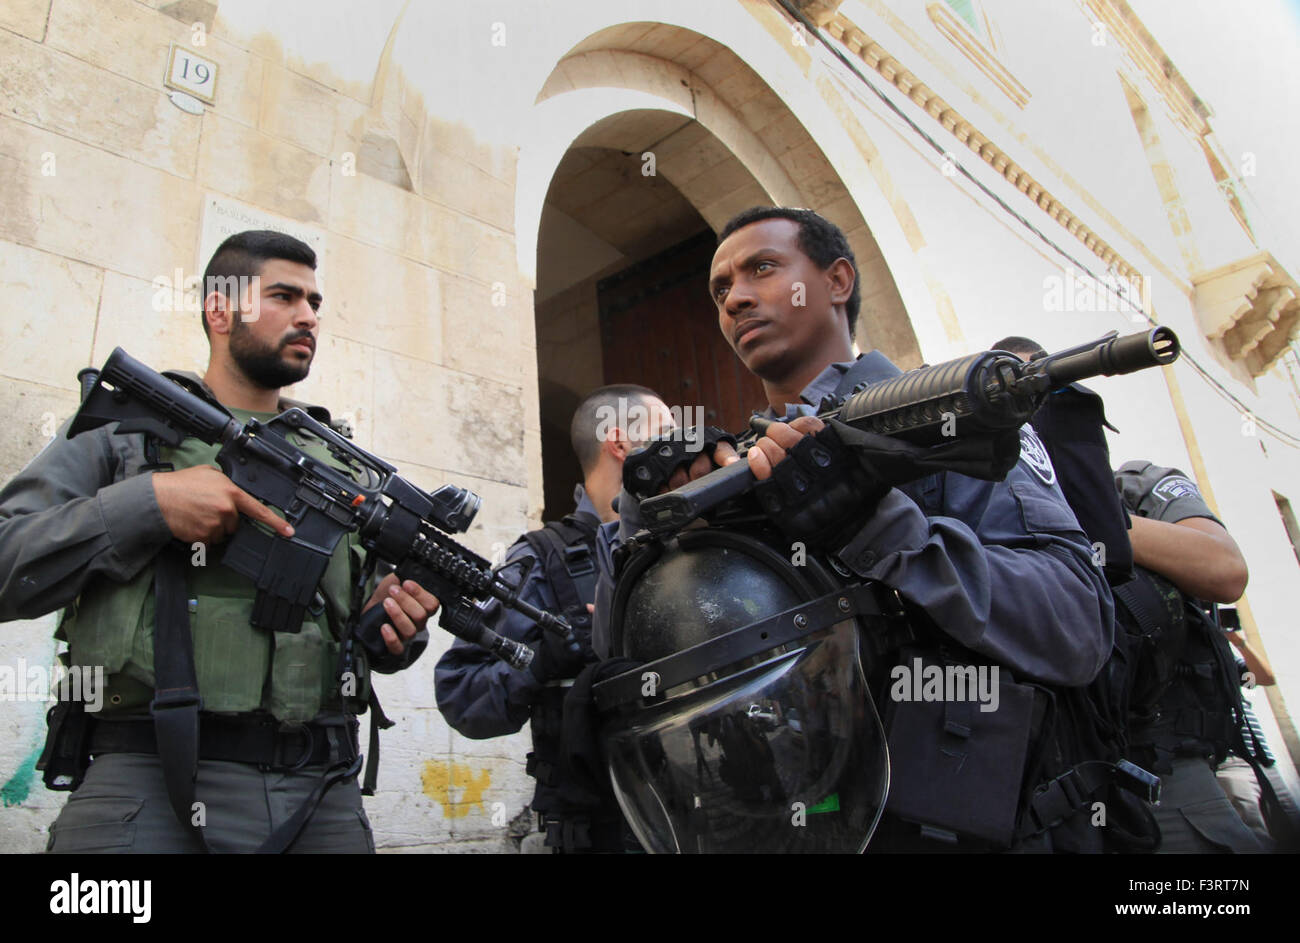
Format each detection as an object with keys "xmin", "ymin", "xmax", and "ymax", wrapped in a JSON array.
[
  {"xmin": 518, "ymin": 513, "xmax": 603, "ymax": 816},
  {"xmin": 778, "ymin": 358, "xmax": 1149, "ymax": 851},
  {"xmin": 55, "ymin": 407, "xmax": 362, "ymax": 724},
  {"xmin": 1115, "ymin": 566, "xmax": 1241, "ymax": 773}
]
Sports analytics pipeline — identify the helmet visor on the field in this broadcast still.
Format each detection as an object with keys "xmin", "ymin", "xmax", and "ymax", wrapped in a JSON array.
[{"xmin": 604, "ymin": 623, "xmax": 887, "ymax": 853}]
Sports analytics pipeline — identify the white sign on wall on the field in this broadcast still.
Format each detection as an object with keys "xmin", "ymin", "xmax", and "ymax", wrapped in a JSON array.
[
  {"xmin": 198, "ymin": 194, "xmax": 327, "ymax": 293},
  {"xmin": 165, "ymin": 43, "xmax": 218, "ymax": 104}
]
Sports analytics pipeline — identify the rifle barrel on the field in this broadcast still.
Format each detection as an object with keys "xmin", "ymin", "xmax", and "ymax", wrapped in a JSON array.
[{"xmin": 1040, "ymin": 327, "xmax": 1179, "ymax": 389}]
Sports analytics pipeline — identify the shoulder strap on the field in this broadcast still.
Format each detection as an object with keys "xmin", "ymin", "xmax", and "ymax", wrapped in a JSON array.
[
  {"xmin": 1235, "ymin": 732, "xmax": 1300, "ymax": 850},
  {"xmin": 830, "ymin": 369, "xmax": 867, "ymax": 402},
  {"xmin": 136, "ymin": 436, "xmax": 210, "ymax": 851},
  {"xmin": 816, "ymin": 361, "xmax": 878, "ymax": 412},
  {"xmin": 523, "ymin": 517, "xmax": 599, "ymax": 623},
  {"xmin": 555, "ymin": 515, "xmax": 600, "ymax": 607},
  {"xmin": 150, "ymin": 540, "xmax": 212, "ymax": 852},
  {"xmin": 562, "ymin": 510, "xmax": 601, "ymax": 538},
  {"xmin": 816, "ymin": 354, "xmax": 905, "ymax": 410}
]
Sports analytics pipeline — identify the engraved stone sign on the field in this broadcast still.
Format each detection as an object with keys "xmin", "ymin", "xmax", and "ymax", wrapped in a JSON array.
[{"xmin": 198, "ymin": 194, "xmax": 326, "ymax": 291}]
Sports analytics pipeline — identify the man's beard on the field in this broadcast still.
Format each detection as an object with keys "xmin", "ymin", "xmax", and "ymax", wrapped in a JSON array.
[{"xmin": 229, "ymin": 316, "xmax": 313, "ymax": 390}]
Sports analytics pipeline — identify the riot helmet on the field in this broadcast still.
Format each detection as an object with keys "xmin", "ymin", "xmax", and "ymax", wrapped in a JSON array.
[{"xmin": 594, "ymin": 527, "xmax": 894, "ymax": 853}]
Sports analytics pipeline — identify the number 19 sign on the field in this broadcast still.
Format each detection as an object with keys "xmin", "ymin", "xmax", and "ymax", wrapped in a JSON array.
[{"xmin": 165, "ymin": 43, "xmax": 218, "ymax": 105}]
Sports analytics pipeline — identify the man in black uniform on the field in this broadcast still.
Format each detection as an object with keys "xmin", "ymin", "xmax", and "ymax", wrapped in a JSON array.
[
  {"xmin": 1115, "ymin": 460, "xmax": 1264, "ymax": 852},
  {"xmin": 593, "ymin": 207, "xmax": 1115, "ymax": 852},
  {"xmin": 436, "ymin": 384, "xmax": 671, "ymax": 852}
]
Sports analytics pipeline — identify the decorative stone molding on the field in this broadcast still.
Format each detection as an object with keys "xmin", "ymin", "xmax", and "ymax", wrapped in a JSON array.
[
  {"xmin": 355, "ymin": 2, "xmax": 418, "ymax": 192},
  {"xmin": 1081, "ymin": 0, "xmax": 1211, "ymax": 138},
  {"xmin": 825, "ymin": 12, "xmax": 1138, "ymax": 281},
  {"xmin": 925, "ymin": 2, "xmax": 1030, "ymax": 108},
  {"xmin": 1082, "ymin": 1, "xmax": 1254, "ymax": 246},
  {"xmin": 1193, "ymin": 252, "xmax": 1300, "ymax": 378},
  {"xmin": 790, "ymin": 0, "xmax": 847, "ymax": 29}
]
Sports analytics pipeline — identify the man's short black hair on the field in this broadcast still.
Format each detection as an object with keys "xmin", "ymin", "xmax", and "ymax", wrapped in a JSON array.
[
  {"xmin": 717, "ymin": 206, "xmax": 861, "ymax": 336},
  {"xmin": 201, "ymin": 230, "xmax": 317, "ymax": 337},
  {"xmin": 570, "ymin": 383, "xmax": 661, "ymax": 475},
  {"xmin": 991, "ymin": 335, "xmax": 1048, "ymax": 361}
]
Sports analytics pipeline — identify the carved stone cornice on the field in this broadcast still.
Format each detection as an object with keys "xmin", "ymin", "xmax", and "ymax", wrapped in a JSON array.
[
  {"xmin": 789, "ymin": 0, "xmax": 846, "ymax": 29},
  {"xmin": 1193, "ymin": 252, "xmax": 1300, "ymax": 378},
  {"xmin": 825, "ymin": 12, "xmax": 1138, "ymax": 280},
  {"xmin": 925, "ymin": 1, "xmax": 1029, "ymax": 108},
  {"xmin": 1081, "ymin": 0, "xmax": 1212, "ymax": 138}
]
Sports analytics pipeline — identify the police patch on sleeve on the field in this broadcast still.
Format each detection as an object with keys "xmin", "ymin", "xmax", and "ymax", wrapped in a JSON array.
[
  {"xmin": 1017, "ymin": 426, "xmax": 1056, "ymax": 486},
  {"xmin": 1151, "ymin": 474, "xmax": 1200, "ymax": 504}
]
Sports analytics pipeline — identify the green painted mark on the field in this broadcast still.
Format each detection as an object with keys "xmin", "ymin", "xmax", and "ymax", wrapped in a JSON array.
[
  {"xmin": 807, "ymin": 793, "xmax": 840, "ymax": 814},
  {"xmin": 1, "ymin": 746, "xmax": 41, "ymax": 807}
]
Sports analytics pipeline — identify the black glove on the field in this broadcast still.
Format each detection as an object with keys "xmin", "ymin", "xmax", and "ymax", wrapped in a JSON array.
[
  {"xmin": 529, "ymin": 618, "xmax": 596, "ymax": 683},
  {"xmin": 559, "ymin": 657, "xmax": 642, "ymax": 809},
  {"xmin": 751, "ymin": 421, "xmax": 890, "ymax": 549},
  {"xmin": 623, "ymin": 427, "xmax": 738, "ymax": 500}
]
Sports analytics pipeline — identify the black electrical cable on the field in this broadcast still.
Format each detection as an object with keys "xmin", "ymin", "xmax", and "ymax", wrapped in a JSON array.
[{"xmin": 773, "ymin": 0, "xmax": 1300, "ymax": 449}]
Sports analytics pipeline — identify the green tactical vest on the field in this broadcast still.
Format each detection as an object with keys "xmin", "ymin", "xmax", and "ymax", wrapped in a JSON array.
[{"xmin": 57, "ymin": 407, "xmax": 364, "ymax": 723}]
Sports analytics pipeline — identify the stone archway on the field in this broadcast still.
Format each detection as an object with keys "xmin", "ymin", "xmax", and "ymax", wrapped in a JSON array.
[{"xmin": 519, "ymin": 22, "xmax": 923, "ymax": 517}]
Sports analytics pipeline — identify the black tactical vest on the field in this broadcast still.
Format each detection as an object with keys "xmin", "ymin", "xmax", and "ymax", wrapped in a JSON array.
[
  {"xmin": 1115, "ymin": 567, "xmax": 1242, "ymax": 773},
  {"xmin": 518, "ymin": 515, "xmax": 611, "ymax": 816}
]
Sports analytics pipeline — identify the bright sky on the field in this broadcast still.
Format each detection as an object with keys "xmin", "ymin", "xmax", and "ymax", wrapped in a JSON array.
[{"xmin": 1129, "ymin": 0, "xmax": 1300, "ymax": 272}]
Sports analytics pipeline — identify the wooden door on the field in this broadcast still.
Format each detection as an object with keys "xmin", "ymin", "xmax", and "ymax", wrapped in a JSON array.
[{"xmin": 597, "ymin": 230, "xmax": 768, "ymax": 435}]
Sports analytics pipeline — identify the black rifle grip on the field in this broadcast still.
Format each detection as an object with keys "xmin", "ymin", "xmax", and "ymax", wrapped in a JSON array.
[
  {"xmin": 354, "ymin": 601, "xmax": 397, "ymax": 663},
  {"xmin": 639, "ymin": 459, "xmax": 757, "ymax": 534},
  {"xmin": 353, "ymin": 590, "xmax": 534, "ymax": 671}
]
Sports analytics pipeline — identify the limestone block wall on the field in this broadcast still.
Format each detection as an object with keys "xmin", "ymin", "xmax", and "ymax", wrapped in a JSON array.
[
  {"xmin": 0, "ymin": 0, "xmax": 540, "ymax": 852},
  {"xmin": 2, "ymin": 0, "xmax": 1298, "ymax": 852}
]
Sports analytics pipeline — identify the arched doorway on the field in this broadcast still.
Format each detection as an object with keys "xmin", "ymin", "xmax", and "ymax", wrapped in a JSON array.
[
  {"xmin": 522, "ymin": 23, "xmax": 921, "ymax": 519},
  {"xmin": 532, "ymin": 117, "xmax": 774, "ymax": 518}
]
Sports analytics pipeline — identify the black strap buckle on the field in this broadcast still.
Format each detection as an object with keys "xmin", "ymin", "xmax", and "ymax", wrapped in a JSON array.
[
  {"xmin": 542, "ymin": 814, "xmax": 593, "ymax": 851},
  {"xmin": 274, "ymin": 723, "xmax": 316, "ymax": 773},
  {"xmin": 562, "ymin": 544, "xmax": 595, "ymax": 578}
]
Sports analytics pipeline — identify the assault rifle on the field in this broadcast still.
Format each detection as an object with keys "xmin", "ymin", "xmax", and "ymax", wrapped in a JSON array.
[
  {"xmin": 69, "ymin": 348, "xmax": 577, "ymax": 671},
  {"xmin": 635, "ymin": 327, "xmax": 1180, "ymax": 534}
]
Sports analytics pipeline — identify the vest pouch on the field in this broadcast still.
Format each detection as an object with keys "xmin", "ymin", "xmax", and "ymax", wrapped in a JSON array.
[
  {"xmin": 57, "ymin": 566, "xmax": 154, "ymax": 679},
  {"xmin": 185, "ymin": 593, "xmax": 272, "ymax": 713},
  {"xmin": 340, "ymin": 643, "xmax": 372, "ymax": 714},
  {"xmin": 882, "ymin": 648, "xmax": 1037, "ymax": 848},
  {"xmin": 270, "ymin": 622, "xmax": 325, "ymax": 723}
]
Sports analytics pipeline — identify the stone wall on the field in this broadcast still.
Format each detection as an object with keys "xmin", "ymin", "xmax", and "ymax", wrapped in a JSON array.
[
  {"xmin": 2, "ymin": 0, "xmax": 1298, "ymax": 851},
  {"xmin": 0, "ymin": 0, "xmax": 540, "ymax": 852}
]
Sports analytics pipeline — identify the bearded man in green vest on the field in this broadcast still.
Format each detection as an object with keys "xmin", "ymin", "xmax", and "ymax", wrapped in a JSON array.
[{"xmin": 0, "ymin": 230, "xmax": 439, "ymax": 853}]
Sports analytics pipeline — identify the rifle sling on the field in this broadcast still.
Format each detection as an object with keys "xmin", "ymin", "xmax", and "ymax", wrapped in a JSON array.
[
  {"xmin": 150, "ymin": 540, "xmax": 213, "ymax": 853},
  {"xmin": 150, "ymin": 535, "xmax": 359, "ymax": 853}
]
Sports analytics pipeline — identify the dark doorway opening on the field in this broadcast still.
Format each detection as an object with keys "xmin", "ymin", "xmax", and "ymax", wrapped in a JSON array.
[{"xmin": 597, "ymin": 230, "xmax": 766, "ymax": 434}]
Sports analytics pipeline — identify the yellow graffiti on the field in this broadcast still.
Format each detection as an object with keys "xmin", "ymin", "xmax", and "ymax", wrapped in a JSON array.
[{"xmin": 421, "ymin": 760, "xmax": 492, "ymax": 819}]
